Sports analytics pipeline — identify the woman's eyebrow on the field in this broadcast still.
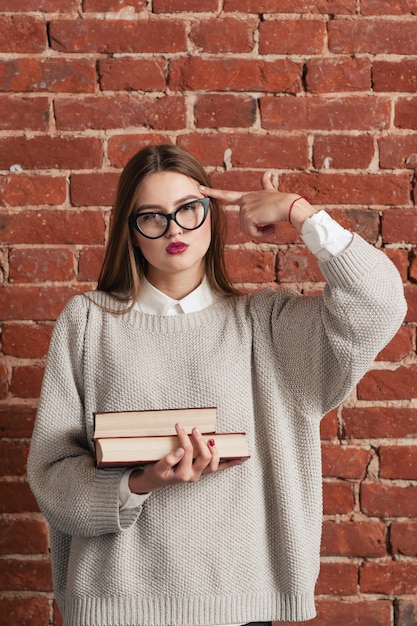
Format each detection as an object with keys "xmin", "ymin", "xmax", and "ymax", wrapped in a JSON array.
[{"xmin": 136, "ymin": 195, "xmax": 202, "ymax": 213}]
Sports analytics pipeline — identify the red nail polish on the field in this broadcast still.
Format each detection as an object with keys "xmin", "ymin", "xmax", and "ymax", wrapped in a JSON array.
[{"xmin": 209, "ymin": 439, "xmax": 215, "ymax": 447}]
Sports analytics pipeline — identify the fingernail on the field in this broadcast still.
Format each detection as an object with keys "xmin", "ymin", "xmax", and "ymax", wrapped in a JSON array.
[
  {"xmin": 209, "ymin": 439, "xmax": 215, "ymax": 447},
  {"xmin": 193, "ymin": 427, "xmax": 201, "ymax": 435},
  {"xmin": 174, "ymin": 447, "xmax": 184, "ymax": 457}
]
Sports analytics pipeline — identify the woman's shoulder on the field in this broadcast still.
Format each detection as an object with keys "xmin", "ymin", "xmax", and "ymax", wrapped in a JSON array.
[{"xmin": 228, "ymin": 287, "xmax": 301, "ymax": 322}]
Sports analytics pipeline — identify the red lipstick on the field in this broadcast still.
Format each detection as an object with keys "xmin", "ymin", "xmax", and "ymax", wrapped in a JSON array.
[{"xmin": 166, "ymin": 242, "xmax": 189, "ymax": 254}]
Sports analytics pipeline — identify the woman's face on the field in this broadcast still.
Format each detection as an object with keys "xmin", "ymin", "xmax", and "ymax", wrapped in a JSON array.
[{"xmin": 131, "ymin": 171, "xmax": 212, "ymax": 295}]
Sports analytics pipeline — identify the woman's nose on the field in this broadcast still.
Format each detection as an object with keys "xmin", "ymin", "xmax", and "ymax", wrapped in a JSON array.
[{"xmin": 166, "ymin": 215, "xmax": 183, "ymax": 237}]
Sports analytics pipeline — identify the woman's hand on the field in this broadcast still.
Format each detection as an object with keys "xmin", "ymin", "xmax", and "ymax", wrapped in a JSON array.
[
  {"xmin": 128, "ymin": 423, "xmax": 242, "ymax": 495},
  {"xmin": 200, "ymin": 171, "xmax": 315, "ymax": 236}
]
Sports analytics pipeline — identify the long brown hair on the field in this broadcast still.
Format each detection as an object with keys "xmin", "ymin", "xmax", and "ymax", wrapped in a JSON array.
[{"xmin": 97, "ymin": 144, "xmax": 239, "ymax": 307}]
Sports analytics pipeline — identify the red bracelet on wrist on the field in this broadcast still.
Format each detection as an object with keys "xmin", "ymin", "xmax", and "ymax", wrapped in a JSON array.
[{"xmin": 288, "ymin": 195, "xmax": 310, "ymax": 224}]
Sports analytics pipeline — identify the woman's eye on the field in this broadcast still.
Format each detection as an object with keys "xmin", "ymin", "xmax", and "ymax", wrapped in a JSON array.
[
  {"xmin": 180, "ymin": 203, "xmax": 197, "ymax": 213},
  {"xmin": 140, "ymin": 213, "xmax": 159, "ymax": 223}
]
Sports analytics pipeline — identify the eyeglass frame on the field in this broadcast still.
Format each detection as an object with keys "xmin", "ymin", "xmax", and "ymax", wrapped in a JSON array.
[{"xmin": 128, "ymin": 196, "xmax": 211, "ymax": 240}]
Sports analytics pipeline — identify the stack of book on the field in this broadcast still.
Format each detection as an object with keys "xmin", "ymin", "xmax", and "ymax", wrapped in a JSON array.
[{"xmin": 93, "ymin": 407, "xmax": 249, "ymax": 467}]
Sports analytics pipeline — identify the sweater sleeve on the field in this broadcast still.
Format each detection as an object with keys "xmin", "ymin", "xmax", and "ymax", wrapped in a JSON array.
[
  {"xmin": 257, "ymin": 235, "xmax": 407, "ymax": 418},
  {"xmin": 27, "ymin": 295, "xmax": 144, "ymax": 537}
]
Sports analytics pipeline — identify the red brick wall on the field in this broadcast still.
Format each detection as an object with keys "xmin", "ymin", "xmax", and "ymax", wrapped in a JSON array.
[{"xmin": 1, "ymin": 2, "xmax": 416, "ymax": 625}]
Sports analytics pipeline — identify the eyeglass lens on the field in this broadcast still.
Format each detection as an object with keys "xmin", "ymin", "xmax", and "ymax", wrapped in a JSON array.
[{"xmin": 135, "ymin": 199, "xmax": 208, "ymax": 239}]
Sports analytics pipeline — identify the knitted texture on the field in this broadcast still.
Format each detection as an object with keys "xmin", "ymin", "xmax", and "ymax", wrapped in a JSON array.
[{"xmin": 28, "ymin": 235, "xmax": 406, "ymax": 626}]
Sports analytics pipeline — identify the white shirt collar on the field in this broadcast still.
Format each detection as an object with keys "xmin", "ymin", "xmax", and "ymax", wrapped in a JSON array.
[{"xmin": 133, "ymin": 277, "xmax": 219, "ymax": 316}]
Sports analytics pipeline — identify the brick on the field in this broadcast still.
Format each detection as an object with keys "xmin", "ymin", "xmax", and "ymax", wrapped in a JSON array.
[
  {"xmin": 190, "ymin": 17, "xmax": 256, "ymax": 53},
  {"xmin": 343, "ymin": 407, "xmax": 417, "ymax": 439},
  {"xmin": 107, "ymin": 134, "xmax": 173, "ymax": 168},
  {"xmin": 54, "ymin": 601, "xmax": 64, "ymax": 626},
  {"xmin": 0, "ymin": 404, "xmax": 36, "ymax": 437},
  {"xmin": 0, "ymin": 137, "xmax": 102, "ymax": 170},
  {"xmin": 379, "ymin": 135, "xmax": 417, "ymax": 169},
  {"xmin": 329, "ymin": 208, "xmax": 380, "ymax": 243},
  {"xmin": 383, "ymin": 248, "xmax": 409, "ymax": 283},
  {"xmin": 2, "ymin": 210, "xmax": 105, "ymax": 245},
  {"xmin": 0, "ymin": 596, "xmax": 50, "ymax": 626},
  {"xmin": 0, "ymin": 96, "xmax": 49, "ymax": 131},
  {"xmin": 0, "ymin": 440, "xmax": 29, "ymax": 476},
  {"xmin": 397, "ymin": 599, "xmax": 417, "ymax": 626},
  {"xmin": 49, "ymin": 19, "xmax": 186, "ymax": 53},
  {"xmin": 179, "ymin": 132, "xmax": 309, "ymax": 170},
  {"xmin": 0, "ymin": 16, "xmax": 46, "ymax": 53},
  {"xmin": 328, "ymin": 19, "xmax": 417, "ymax": 54},
  {"xmin": 306, "ymin": 58, "xmax": 371, "ymax": 93},
  {"xmin": 405, "ymin": 284, "xmax": 417, "ymax": 323},
  {"xmin": 78, "ymin": 247, "xmax": 105, "ymax": 282},
  {"xmin": 224, "ymin": 248, "xmax": 275, "ymax": 283},
  {"xmin": 0, "ymin": 362, "xmax": 8, "ymax": 399},
  {"xmin": 0, "ymin": 58, "xmax": 96, "ymax": 93},
  {"xmin": 9, "ymin": 248, "xmax": 75, "ymax": 283},
  {"xmin": 391, "ymin": 522, "xmax": 417, "ymax": 556},
  {"xmin": 169, "ymin": 57, "xmax": 303, "ymax": 93},
  {"xmin": 210, "ymin": 170, "xmax": 283, "ymax": 197},
  {"xmin": 315, "ymin": 562, "xmax": 358, "ymax": 596},
  {"xmin": 361, "ymin": 483, "xmax": 417, "ymax": 517},
  {"xmin": 277, "ymin": 247, "xmax": 321, "ymax": 283},
  {"xmin": 0, "ymin": 481, "xmax": 39, "ymax": 513},
  {"xmin": 70, "ymin": 173, "xmax": 119, "ymax": 207},
  {"xmin": 223, "ymin": 0, "xmax": 356, "ymax": 12},
  {"xmin": 0, "ymin": 285, "xmax": 88, "ymax": 321},
  {"xmin": 83, "ymin": 0, "xmax": 145, "ymax": 9},
  {"xmin": 322, "ymin": 481, "xmax": 354, "ymax": 515},
  {"xmin": 321, "ymin": 521, "xmax": 386, "ymax": 557},
  {"xmin": 358, "ymin": 365, "xmax": 417, "ymax": 400},
  {"xmin": 380, "ymin": 445, "xmax": 417, "ymax": 479},
  {"xmin": 279, "ymin": 599, "xmax": 391, "ymax": 626},
  {"xmin": 0, "ymin": 175, "xmax": 66, "ymax": 207},
  {"xmin": 259, "ymin": 19, "xmax": 326, "ymax": 55},
  {"xmin": 376, "ymin": 324, "xmax": 414, "ymax": 361},
  {"xmin": 98, "ymin": 57, "xmax": 167, "ymax": 92},
  {"xmin": 0, "ymin": 558, "xmax": 52, "ymax": 591},
  {"xmin": 153, "ymin": 0, "xmax": 219, "ymax": 10},
  {"xmin": 320, "ymin": 409, "xmax": 338, "ymax": 440},
  {"xmin": 279, "ymin": 172, "xmax": 410, "ymax": 206},
  {"xmin": 360, "ymin": 561, "xmax": 417, "ymax": 594},
  {"xmin": 411, "ymin": 245, "xmax": 417, "ymax": 279},
  {"xmin": 194, "ymin": 94, "xmax": 257, "ymax": 129},
  {"xmin": 395, "ymin": 96, "xmax": 417, "ymax": 129},
  {"xmin": 0, "ymin": 520, "xmax": 49, "ymax": 554},
  {"xmin": 10, "ymin": 365, "xmax": 44, "ymax": 400},
  {"xmin": 382, "ymin": 209, "xmax": 417, "ymax": 243},
  {"xmin": 360, "ymin": 0, "xmax": 417, "ymax": 15},
  {"xmin": 178, "ymin": 134, "xmax": 235, "ymax": 169},
  {"xmin": 0, "ymin": 0, "xmax": 78, "ymax": 7},
  {"xmin": 313, "ymin": 135, "xmax": 375, "ymax": 169},
  {"xmin": 373, "ymin": 59, "xmax": 417, "ymax": 93},
  {"xmin": 321, "ymin": 444, "xmax": 371, "ymax": 479},
  {"xmin": 225, "ymin": 211, "xmax": 251, "ymax": 245},
  {"xmin": 55, "ymin": 95, "xmax": 186, "ymax": 131},
  {"xmin": 260, "ymin": 95, "xmax": 391, "ymax": 131}
]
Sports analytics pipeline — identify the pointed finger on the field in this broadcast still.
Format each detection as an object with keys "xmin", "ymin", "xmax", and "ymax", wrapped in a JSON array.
[{"xmin": 199, "ymin": 185, "xmax": 244, "ymax": 206}]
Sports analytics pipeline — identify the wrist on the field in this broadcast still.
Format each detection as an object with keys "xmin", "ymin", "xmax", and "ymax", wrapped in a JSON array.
[
  {"xmin": 288, "ymin": 196, "xmax": 316, "ymax": 232},
  {"xmin": 129, "ymin": 466, "xmax": 154, "ymax": 495}
]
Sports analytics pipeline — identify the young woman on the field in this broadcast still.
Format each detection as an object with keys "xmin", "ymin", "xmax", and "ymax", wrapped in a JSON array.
[{"xmin": 28, "ymin": 144, "xmax": 406, "ymax": 626}]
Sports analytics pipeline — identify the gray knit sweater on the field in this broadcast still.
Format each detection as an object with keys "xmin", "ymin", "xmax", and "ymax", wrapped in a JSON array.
[{"xmin": 28, "ymin": 235, "xmax": 406, "ymax": 626}]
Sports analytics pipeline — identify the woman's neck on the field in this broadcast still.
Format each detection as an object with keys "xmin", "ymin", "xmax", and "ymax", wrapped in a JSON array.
[{"xmin": 145, "ymin": 271, "xmax": 204, "ymax": 301}]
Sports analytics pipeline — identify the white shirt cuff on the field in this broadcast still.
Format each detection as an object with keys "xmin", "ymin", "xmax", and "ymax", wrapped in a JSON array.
[
  {"xmin": 301, "ymin": 210, "xmax": 353, "ymax": 260},
  {"xmin": 119, "ymin": 468, "xmax": 151, "ymax": 510}
]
